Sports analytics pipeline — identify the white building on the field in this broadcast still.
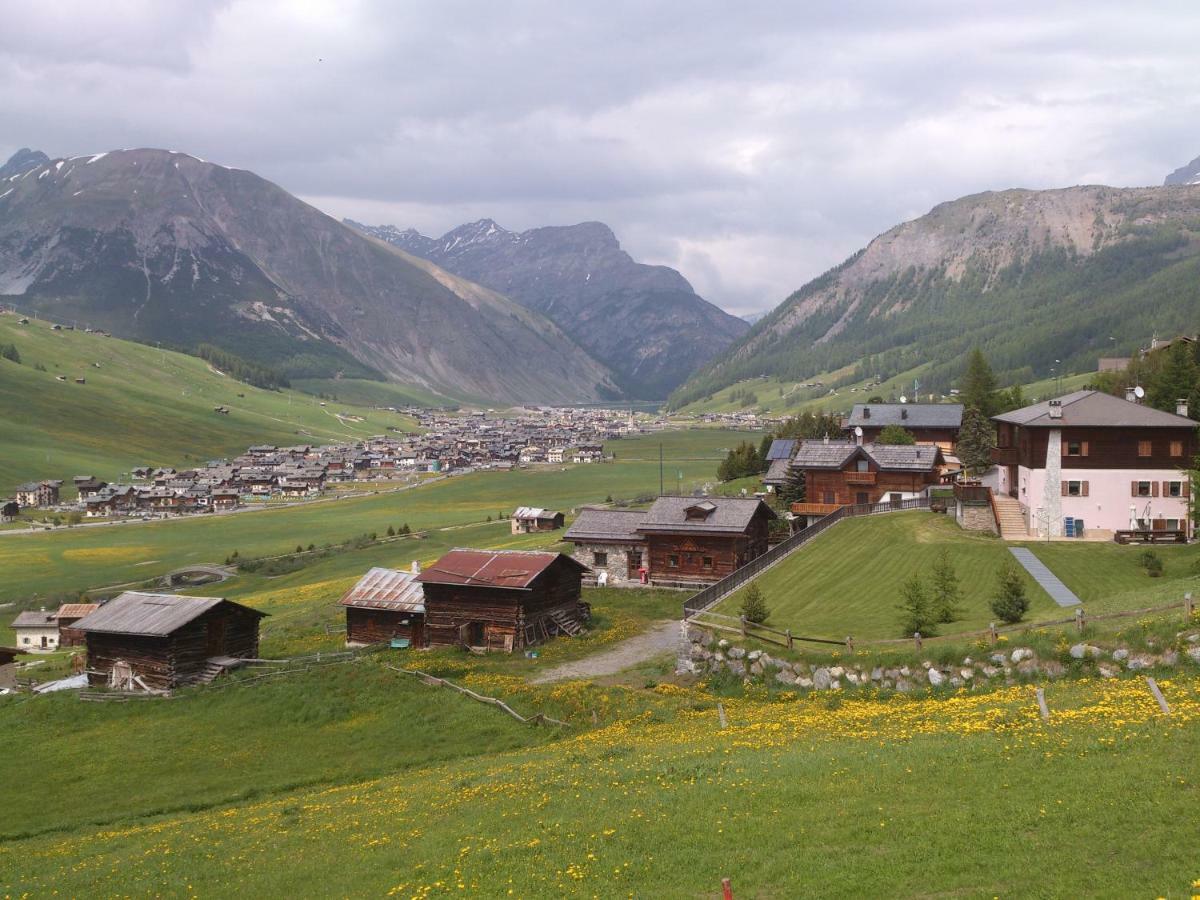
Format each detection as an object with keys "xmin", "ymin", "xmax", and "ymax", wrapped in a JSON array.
[{"xmin": 11, "ymin": 609, "xmax": 60, "ymax": 652}]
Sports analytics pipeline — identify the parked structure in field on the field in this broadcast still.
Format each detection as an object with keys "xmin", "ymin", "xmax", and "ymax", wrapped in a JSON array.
[
  {"xmin": 340, "ymin": 566, "xmax": 426, "ymax": 648},
  {"xmin": 992, "ymin": 390, "xmax": 1196, "ymax": 540},
  {"xmin": 786, "ymin": 442, "xmax": 945, "ymax": 526},
  {"xmin": 510, "ymin": 507, "xmax": 565, "ymax": 534},
  {"xmin": 633, "ymin": 496, "xmax": 776, "ymax": 584},
  {"xmin": 843, "ymin": 403, "xmax": 963, "ymax": 452},
  {"xmin": 416, "ymin": 549, "xmax": 589, "ymax": 651},
  {"xmin": 563, "ymin": 508, "xmax": 648, "ymax": 584},
  {"xmin": 10, "ymin": 609, "xmax": 60, "ymax": 652},
  {"xmin": 74, "ymin": 592, "xmax": 267, "ymax": 690},
  {"xmin": 0, "ymin": 646, "xmax": 23, "ymax": 690}
]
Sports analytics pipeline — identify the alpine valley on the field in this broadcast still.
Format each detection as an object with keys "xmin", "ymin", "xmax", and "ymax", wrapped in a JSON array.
[{"xmin": 0, "ymin": 148, "xmax": 622, "ymax": 405}]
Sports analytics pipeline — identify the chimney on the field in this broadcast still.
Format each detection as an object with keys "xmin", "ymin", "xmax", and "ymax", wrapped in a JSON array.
[
  {"xmin": 1178, "ymin": 398, "xmax": 1190, "ymax": 418},
  {"xmin": 1125, "ymin": 386, "xmax": 1137, "ymax": 403},
  {"xmin": 862, "ymin": 407, "xmax": 870, "ymax": 420},
  {"xmin": 901, "ymin": 409, "xmax": 908, "ymax": 420},
  {"xmin": 1048, "ymin": 400, "xmax": 1062, "ymax": 420},
  {"xmin": 410, "ymin": 560, "xmax": 421, "ymax": 575}
]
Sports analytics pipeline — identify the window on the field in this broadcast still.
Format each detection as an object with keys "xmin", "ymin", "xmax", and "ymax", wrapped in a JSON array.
[
  {"xmin": 1165, "ymin": 519, "xmax": 1181, "ymax": 531},
  {"xmin": 822, "ymin": 491, "xmax": 835, "ymax": 504},
  {"xmin": 1167, "ymin": 481, "xmax": 1183, "ymax": 498},
  {"xmin": 1066, "ymin": 481, "xmax": 1082, "ymax": 497},
  {"xmin": 593, "ymin": 551, "xmax": 608, "ymax": 567},
  {"xmin": 1137, "ymin": 440, "xmax": 1152, "ymax": 457},
  {"xmin": 22, "ymin": 637, "xmax": 29, "ymax": 645},
  {"xmin": 1066, "ymin": 441, "xmax": 1082, "ymax": 456},
  {"xmin": 668, "ymin": 554, "xmax": 679, "ymax": 568},
  {"xmin": 855, "ymin": 459, "xmax": 870, "ymax": 472},
  {"xmin": 1135, "ymin": 481, "xmax": 1152, "ymax": 497},
  {"xmin": 1170, "ymin": 441, "xmax": 1184, "ymax": 457},
  {"xmin": 702, "ymin": 556, "xmax": 714, "ymax": 569}
]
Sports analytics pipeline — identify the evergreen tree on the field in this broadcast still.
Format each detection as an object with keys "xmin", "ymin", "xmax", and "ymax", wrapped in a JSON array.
[
  {"xmin": 778, "ymin": 464, "xmax": 806, "ymax": 505},
  {"xmin": 758, "ymin": 434, "xmax": 774, "ymax": 470},
  {"xmin": 740, "ymin": 583, "xmax": 769, "ymax": 624},
  {"xmin": 930, "ymin": 549, "xmax": 963, "ymax": 623},
  {"xmin": 961, "ymin": 348, "xmax": 999, "ymax": 416},
  {"xmin": 990, "ymin": 563, "xmax": 1030, "ymax": 624},
  {"xmin": 957, "ymin": 407, "xmax": 997, "ymax": 474},
  {"xmin": 896, "ymin": 574, "xmax": 936, "ymax": 636},
  {"xmin": 1147, "ymin": 341, "xmax": 1198, "ymax": 413},
  {"xmin": 876, "ymin": 424, "xmax": 916, "ymax": 445}
]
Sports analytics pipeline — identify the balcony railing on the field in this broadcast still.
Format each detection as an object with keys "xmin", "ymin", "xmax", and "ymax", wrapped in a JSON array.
[
  {"xmin": 991, "ymin": 447, "xmax": 1019, "ymax": 466},
  {"xmin": 790, "ymin": 502, "xmax": 843, "ymax": 516},
  {"xmin": 844, "ymin": 471, "xmax": 876, "ymax": 485}
]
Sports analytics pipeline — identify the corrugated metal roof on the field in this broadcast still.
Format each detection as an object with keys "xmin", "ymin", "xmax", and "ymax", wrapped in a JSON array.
[
  {"xmin": 845, "ymin": 403, "xmax": 963, "ymax": 429},
  {"xmin": 637, "ymin": 497, "xmax": 776, "ymax": 534},
  {"xmin": 54, "ymin": 603, "xmax": 100, "ymax": 620},
  {"xmin": 73, "ymin": 592, "xmax": 266, "ymax": 636},
  {"xmin": 339, "ymin": 567, "xmax": 425, "ymax": 613},
  {"xmin": 417, "ymin": 549, "xmax": 584, "ymax": 590},
  {"xmin": 512, "ymin": 506, "xmax": 561, "ymax": 520},
  {"xmin": 993, "ymin": 390, "xmax": 1196, "ymax": 428},
  {"xmin": 563, "ymin": 508, "xmax": 647, "ymax": 543}
]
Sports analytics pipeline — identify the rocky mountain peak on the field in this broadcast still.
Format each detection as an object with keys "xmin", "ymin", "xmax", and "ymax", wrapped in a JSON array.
[
  {"xmin": 1164, "ymin": 154, "xmax": 1200, "ymax": 186},
  {"xmin": 0, "ymin": 148, "xmax": 51, "ymax": 180}
]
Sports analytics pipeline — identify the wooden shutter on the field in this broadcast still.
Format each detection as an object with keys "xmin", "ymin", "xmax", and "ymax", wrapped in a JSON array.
[
  {"xmin": 1082, "ymin": 481, "xmax": 1089, "ymax": 497},
  {"xmin": 1060, "ymin": 480, "xmax": 1068, "ymax": 497},
  {"xmin": 1061, "ymin": 441, "xmax": 1068, "ymax": 457},
  {"xmin": 1081, "ymin": 441, "xmax": 1089, "ymax": 457},
  {"xmin": 1151, "ymin": 482, "xmax": 1159, "ymax": 497},
  {"xmin": 1184, "ymin": 481, "xmax": 1191, "ymax": 498},
  {"xmin": 1131, "ymin": 480, "xmax": 1137, "ymax": 497}
]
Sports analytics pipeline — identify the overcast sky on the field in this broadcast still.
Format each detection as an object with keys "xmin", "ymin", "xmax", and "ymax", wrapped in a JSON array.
[{"xmin": 2, "ymin": 1, "xmax": 1198, "ymax": 316}]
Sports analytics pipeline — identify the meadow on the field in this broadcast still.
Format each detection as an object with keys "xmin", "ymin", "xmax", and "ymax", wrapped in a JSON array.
[
  {"xmin": 1, "ymin": 668, "xmax": 1197, "ymax": 897},
  {"xmin": 0, "ymin": 315, "xmax": 420, "ymax": 491}
]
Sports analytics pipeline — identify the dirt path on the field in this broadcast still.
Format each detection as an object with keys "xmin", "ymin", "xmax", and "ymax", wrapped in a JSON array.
[{"xmin": 529, "ymin": 620, "xmax": 680, "ymax": 684}]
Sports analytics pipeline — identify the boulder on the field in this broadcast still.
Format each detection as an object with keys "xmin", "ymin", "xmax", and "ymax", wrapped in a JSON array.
[
  {"xmin": 1161, "ymin": 650, "xmax": 1179, "ymax": 666},
  {"xmin": 899, "ymin": 666, "xmax": 912, "ymax": 678},
  {"xmin": 749, "ymin": 661, "xmax": 764, "ymax": 676},
  {"xmin": 871, "ymin": 667, "xmax": 884, "ymax": 682},
  {"xmin": 1186, "ymin": 633, "xmax": 1200, "ymax": 644},
  {"xmin": 747, "ymin": 650, "xmax": 762, "ymax": 662},
  {"xmin": 990, "ymin": 653, "xmax": 1007, "ymax": 665},
  {"xmin": 774, "ymin": 669, "xmax": 795, "ymax": 685},
  {"xmin": 1112, "ymin": 648, "xmax": 1129, "ymax": 661},
  {"xmin": 884, "ymin": 668, "xmax": 900, "ymax": 679},
  {"xmin": 895, "ymin": 679, "xmax": 914, "ymax": 693},
  {"xmin": 981, "ymin": 665, "xmax": 1000, "ymax": 678},
  {"xmin": 960, "ymin": 668, "xmax": 974, "ymax": 681},
  {"xmin": 686, "ymin": 626, "xmax": 708, "ymax": 644},
  {"xmin": 1097, "ymin": 664, "xmax": 1119, "ymax": 678},
  {"xmin": 830, "ymin": 679, "xmax": 842, "ymax": 691},
  {"xmin": 795, "ymin": 677, "xmax": 814, "ymax": 689},
  {"xmin": 728, "ymin": 646, "xmax": 746, "ymax": 660},
  {"xmin": 845, "ymin": 672, "xmax": 860, "ymax": 685},
  {"xmin": 1040, "ymin": 660, "xmax": 1065, "ymax": 678},
  {"xmin": 718, "ymin": 639, "xmax": 730, "ymax": 650},
  {"xmin": 927, "ymin": 668, "xmax": 945, "ymax": 687},
  {"xmin": 1016, "ymin": 659, "xmax": 1039, "ymax": 675},
  {"xmin": 881, "ymin": 679, "xmax": 895, "ymax": 690},
  {"xmin": 1186, "ymin": 646, "xmax": 1200, "ymax": 664},
  {"xmin": 962, "ymin": 657, "xmax": 974, "ymax": 666},
  {"xmin": 829, "ymin": 666, "xmax": 845, "ymax": 679},
  {"xmin": 1125, "ymin": 655, "xmax": 1153, "ymax": 671},
  {"xmin": 949, "ymin": 676, "xmax": 963, "ymax": 688},
  {"xmin": 1069, "ymin": 644, "xmax": 1104, "ymax": 660},
  {"xmin": 812, "ymin": 667, "xmax": 832, "ymax": 690},
  {"xmin": 689, "ymin": 644, "xmax": 710, "ymax": 661},
  {"xmin": 728, "ymin": 659, "xmax": 746, "ymax": 676},
  {"xmin": 921, "ymin": 660, "xmax": 933, "ymax": 670},
  {"xmin": 1010, "ymin": 648, "xmax": 1035, "ymax": 663}
]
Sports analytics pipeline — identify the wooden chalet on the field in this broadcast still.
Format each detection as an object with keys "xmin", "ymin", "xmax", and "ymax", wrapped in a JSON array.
[
  {"xmin": 0, "ymin": 646, "xmax": 22, "ymax": 691},
  {"xmin": 54, "ymin": 603, "xmax": 100, "ymax": 647},
  {"xmin": 789, "ymin": 441, "xmax": 944, "ymax": 524},
  {"xmin": 510, "ymin": 506, "xmax": 565, "ymax": 534},
  {"xmin": 634, "ymin": 496, "xmax": 776, "ymax": 583},
  {"xmin": 843, "ymin": 403, "xmax": 964, "ymax": 451},
  {"xmin": 339, "ymin": 566, "xmax": 426, "ymax": 648},
  {"xmin": 416, "ymin": 550, "xmax": 589, "ymax": 652},
  {"xmin": 0, "ymin": 499, "xmax": 17, "ymax": 522},
  {"xmin": 74, "ymin": 592, "xmax": 267, "ymax": 690}
]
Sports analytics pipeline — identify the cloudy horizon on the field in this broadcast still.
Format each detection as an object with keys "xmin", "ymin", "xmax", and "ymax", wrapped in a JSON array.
[{"xmin": 2, "ymin": 1, "xmax": 1197, "ymax": 317}]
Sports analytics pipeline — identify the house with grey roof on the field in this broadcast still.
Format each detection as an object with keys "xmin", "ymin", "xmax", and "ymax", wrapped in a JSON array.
[
  {"xmin": 634, "ymin": 496, "xmax": 776, "ymax": 584},
  {"xmin": 564, "ymin": 508, "xmax": 649, "ymax": 584},
  {"xmin": 843, "ymin": 403, "xmax": 963, "ymax": 451},
  {"xmin": 10, "ymin": 609, "xmax": 60, "ymax": 653}
]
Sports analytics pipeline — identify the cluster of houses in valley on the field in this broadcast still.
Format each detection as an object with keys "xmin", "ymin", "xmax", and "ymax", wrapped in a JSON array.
[{"xmin": 2, "ymin": 407, "xmax": 652, "ymax": 520}]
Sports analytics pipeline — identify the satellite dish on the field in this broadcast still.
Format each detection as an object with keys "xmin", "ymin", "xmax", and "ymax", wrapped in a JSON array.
[
  {"xmin": 1134, "ymin": 386, "xmax": 1145, "ymax": 399},
  {"xmin": 854, "ymin": 426, "xmax": 863, "ymax": 437},
  {"xmin": 899, "ymin": 395, "xmax": 908, "ymax": 404}
]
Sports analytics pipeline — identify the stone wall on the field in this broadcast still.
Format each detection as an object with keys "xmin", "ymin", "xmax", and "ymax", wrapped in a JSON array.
[
  {"xmin": 572, "ymin": 542, "xmax": 639, "ymax": 584},
  {"xmin": 954, "ymin": 500, "xmax": 998, "ymax": 534}
]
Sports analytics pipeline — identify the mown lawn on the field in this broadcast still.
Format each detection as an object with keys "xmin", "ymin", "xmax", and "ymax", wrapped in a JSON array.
[
  {"xmin": 2, "ymin": 673, "xmax": 1197, "ymax": 897},
  {"xmin": 1027, "ymin": 539, "xmax": 1200, "ymax": 614}
]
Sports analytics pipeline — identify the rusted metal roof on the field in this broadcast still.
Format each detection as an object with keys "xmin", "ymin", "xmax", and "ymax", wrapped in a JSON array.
[
  {"xmin": 417, "ymin": 549, "xmax": 584, "ymax": 590},
  {"xmin": 73, "ymin": 592, "xmax": 266, "ymax": 636},
  {"xmin": 54, "ymin": 603, "xmax": 100, "ymax": 620},
  {"xmin": 339, "ymin": 567, "xmax": 425, "ymax": 613}
]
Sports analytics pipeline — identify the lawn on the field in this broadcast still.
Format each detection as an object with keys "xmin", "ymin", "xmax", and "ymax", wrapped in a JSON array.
[
  {"xmin": 2, "ymin": 673, "xmax": 1197, "ymax": 897},
  {"xmin": 717, "ymin": 512, "xmax": 1059, "ymax": 641},
  {"xmin": 1027, "ymin": 539, "xmax": 1200, "ymax": 614},
  {"xmin": 0, "ymin": 316, "xmax": 418, "ymax": 493}
]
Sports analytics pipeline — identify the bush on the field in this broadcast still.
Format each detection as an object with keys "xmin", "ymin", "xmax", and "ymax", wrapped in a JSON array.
[
  {"xmin": 387, "ymin": 525, "xmax": 395, "ymax": 537},
  {"xmin": 740, "ymin": 583, "xmax": 769, "ymax": 624},
  {"xmin": 990, "ymin": 563, "xmax": 1030, "ymax": 624},
  {"xmin": 896, "ymin": 574, "xmax": 937, "ymax": 636},
  {"xmin": 1138, "ymin": 549, "xmax": 1164, "ymax": 577}
]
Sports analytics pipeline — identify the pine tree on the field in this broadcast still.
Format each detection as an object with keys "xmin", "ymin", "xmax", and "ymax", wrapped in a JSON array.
[
  {"xmin": 876, "ymin": 424, "xmax": 916, "ymax": 445},
  {"xmin": 930, "ymin": 549, "xmax": 963, "ymax": 623},
  {"xmin": 740, "ymin": 583, "xmax": 769, "ymax": 624},
  {"xmin": 990, "ymin": 563, "xmax": 1030, "ymax": 624},
  {"xmin": 758, "ymin": 434, "xmax": 774, "ymax": 472},
  {"xmin": 778, "ymin": 464, "xmax": 806, "ymax": 505},
  {"xmin": 957, "ymin": 406, "xmax": 997, "ymax": 474},
  {"xmin": 961, "ymin": 348, "xmax": 999, "ymax": 416},
  {"xmin": 1148, "ymin": 341, "xmax": 1198, "ymax": 413},
  {"xmin": 896, "ymin": 575, "xmax": 936, "ymax": 636}
]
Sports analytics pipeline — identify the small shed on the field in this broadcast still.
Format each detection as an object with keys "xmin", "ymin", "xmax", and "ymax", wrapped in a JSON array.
[
  {"xmin": 510, "ymin": 507, "xmax": 565, "ymax": 534},
  {"xmin": 339, "ymin": 566, "xmax": 426, "ymax": 647},
  {"xmin": 0, "ymin": 646, "xmax": 23, "ymax": 691},
  {"xmin": 74, "ymin": 592, "xmax": 267, "ymax": 690},
  {"xmin": 417, "ymin": 549, "xmax": 588, "ymax": 652},
  {"xmin": 54, "ymin": 603, "xmax": 100, "ymax": 647}
]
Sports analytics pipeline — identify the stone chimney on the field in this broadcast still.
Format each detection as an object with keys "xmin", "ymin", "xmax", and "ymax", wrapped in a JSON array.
[
  {"xmin": 1178, "ymin": 398, "xmax": 1190, "ymax": 418},
  {"xmin": 1048, "ymin": 400, "xmax": 1063, "ymax": 420},
  {"xmin": 410, "ymin": 560, "xmax": 421, "ymax": 575},
  {"xmin": 862, "ymin": 407, "xmax": 870, "ymax": 419},
  {"xmin": 1125, "ymin": 386, "xmax": 1138, "ymax": 403}
]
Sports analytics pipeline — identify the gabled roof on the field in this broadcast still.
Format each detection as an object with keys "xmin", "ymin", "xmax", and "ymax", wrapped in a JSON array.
[
  {"xmin": 762, "ymin": 458, "xmax": 792, "ymax": 486},
  {"xmin": 563, "ymin": 508, "xmax": 647, "ymax": 543},
  {"xmin": 636, "ymin": 496, "xmax": 776, "ymax": 534},
  {"xmin": 73, "ymin": 592, "xmax": 266, "ymax": 636},
  {"xmin": 790, "ymin": 441, "xmax": 861, "ymax": 469},
  {"xmin": 845, "ymin": 403, "xmax": 963, "ymax": 429},
  {"xmin": 417, "ymin": 549, "xmax": 586, "ymax": 590},
  {"xmin": 765, "ymin": 439, "xmax": 797, "ymax": 461},
  {"xmin": 11, "ymin": 610, "xmax": 57, "ymax": 629},
  {"xmin": 339, "ymin": 567, "xmax": 425, "ymax": 613},
  {"xmin": 865, "ymin": 443, "xmax": 944, "ymax": 471},
  {"xmin": 512, "ymin": 506, "xmax": 561, "ymax": 520},
  {"xmin": 54, "ymin": 603, "xmax": 100, "ymax": 620},
  {"xmin": 993, "ymin": 390, "xmax": 1196, "ymax": 428}
]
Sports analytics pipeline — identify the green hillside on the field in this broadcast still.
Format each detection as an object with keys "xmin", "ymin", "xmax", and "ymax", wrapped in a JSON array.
[{"xmin": 0, "ymin": 314, "xmax": 418, "ymax": 493}]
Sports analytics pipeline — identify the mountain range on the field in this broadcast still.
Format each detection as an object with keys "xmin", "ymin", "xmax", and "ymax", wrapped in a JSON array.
[
  {"xmin": 672, "ymin": 181, "xmax": 1200, "ymax": 407},
  {"xmin": 347, "ymin": 219, "xmax": 748, "ymax": 398},
  {"xmin": 0, "ymin": 148, "xmax": 620, "ymax": 404}
]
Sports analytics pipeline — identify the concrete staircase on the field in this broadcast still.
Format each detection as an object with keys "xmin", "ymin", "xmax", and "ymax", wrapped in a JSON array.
[{"xmin": 992, "ymin": 495, "xmax": 1031, "ymax": 540}]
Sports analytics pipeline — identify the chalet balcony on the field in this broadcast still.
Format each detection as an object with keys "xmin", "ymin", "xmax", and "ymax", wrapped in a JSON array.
[
  {"xmin": 843, "ymin": 471, "xmax": 876, "ymax": 485},
  {"xmin": 791, "ymin": 502, "xmax": 843, "ymax": 516},
  {"xmin": 991, "ymin": 447, "xmax": 1019, "ymax": 466}
]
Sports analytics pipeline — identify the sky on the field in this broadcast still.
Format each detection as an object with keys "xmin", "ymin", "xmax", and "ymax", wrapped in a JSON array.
[{"xmin": 2, "ymin": 1, "xmax": 1198, "ymax": 317}]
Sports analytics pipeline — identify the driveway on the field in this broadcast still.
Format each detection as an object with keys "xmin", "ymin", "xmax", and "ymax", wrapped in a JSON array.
[{"xmin": 529, "ymin": 620, "xmax": 680, "ymax": 684}]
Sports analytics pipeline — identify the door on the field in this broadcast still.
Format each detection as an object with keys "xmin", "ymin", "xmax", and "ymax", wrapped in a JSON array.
[
  {"xmin": 855, "ymin": 491, "xmax": 869, "ymax": 506},
  {"xmin": 206, "ymin": 618, "xmax": 225, "ymax": 656}
]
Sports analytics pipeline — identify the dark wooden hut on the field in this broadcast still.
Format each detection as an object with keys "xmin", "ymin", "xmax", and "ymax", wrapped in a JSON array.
[
  {"xmin": 74, "ymin": 592, "xmax": 267, "ymax": 690},
  {"xmin": 339, "ymin": 566, "xmax": 426, "ymax": 647},
  {"xmin": 53, "ymin": 603, "xmax": 100, "ymax": 648},
  {"xmin": 416, "ymin": 549, "xmax": 588, "ymax": 652}
]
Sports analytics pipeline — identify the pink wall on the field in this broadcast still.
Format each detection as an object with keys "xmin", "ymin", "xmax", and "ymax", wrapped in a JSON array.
[{"xmin": 1019, "ymin": 466, "xmax": 1189, "ymax": 536}]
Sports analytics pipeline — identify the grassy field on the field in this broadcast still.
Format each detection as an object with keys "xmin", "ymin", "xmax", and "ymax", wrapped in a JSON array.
[
  {"xmin": 293, "ymin": 377, "xmax": 458, "ymax": 408},
  {"xmin": 716, "ymin": 512, "xmax": 1200, "ymax": 642},
  {"xmin": 0, "ymin": 315, "xmax": 420, "ymax": 493},
  {"xmin": 2, "ymin": 669, "xmax": 1197, "ymax": 897}
]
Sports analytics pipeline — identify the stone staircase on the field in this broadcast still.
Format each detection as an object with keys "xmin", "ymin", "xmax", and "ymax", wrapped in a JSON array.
[{"xmin": 992, "ymin": 495, "xmax": 1031, "ymax": 540}]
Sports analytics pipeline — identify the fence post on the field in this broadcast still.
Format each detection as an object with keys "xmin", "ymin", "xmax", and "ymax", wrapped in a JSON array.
[
  {"xmin": 1185, "ymin": 592, "xmax": 1194, "ymax": 620},
  {"xmin": 1145, "ymin": 677, "xmax": 1171, "ymax": 715},
  {"xmin": 740, "ymin": 615, "xmax": 747, "ymax": 638},
  {"xmin": 1035, "ymin": 687, "xmax": 1050, "ymax": 722},
  {"xmin": 913, "ymin": 631, "xmax": 922, "ymax": 652},
  {"xmin": 845, "ymin": 636, "xmax": 854, "ymax": 654},
  {"xmin": 988, "ymin": 622, "xmax": 997, "ymax": 644},
  {"xmin": 1074, "ymin": 608, "xmax": 1084, "ymax": 633},
  {"xmin": 786, "ymin": 628, "xmax": 793, "ymax": 650}
]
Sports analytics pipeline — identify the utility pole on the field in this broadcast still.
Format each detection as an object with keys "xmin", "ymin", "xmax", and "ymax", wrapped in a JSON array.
[{"xmin": 659, "ymin": 443, "xmax": 664, "ymax": 496}]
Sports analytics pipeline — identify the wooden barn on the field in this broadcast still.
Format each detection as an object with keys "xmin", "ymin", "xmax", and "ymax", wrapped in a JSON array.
[
  {"xmin": 417, "ymin": 549, "xmax": 589, "ymax": 652},
  {"xmin": 0, "ymin": 646, "xmax": 22, "ymax": 691},
  {"xmin": 339, "ymin": 566, "xmax": 426, "ymax": 648},
  {"xmin": 635, "ymin": 496, "xmax": 776, "ymax": 584},
  {"xmin": 54, "ymin": 603, "xmax": 100, "ymax": 648},
  {"xmin": 510, "ymin": 507, "xmax": 565, "ymax": 534},
  {"xmin": 74, "ymin": 592, "xmax": 267, "ymax": 691}
]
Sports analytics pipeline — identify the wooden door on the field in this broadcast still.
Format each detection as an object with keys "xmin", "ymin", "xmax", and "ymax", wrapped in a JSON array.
[{"xmin": 207, "ymin": 618, "xmax": 225, "ymax": 656}]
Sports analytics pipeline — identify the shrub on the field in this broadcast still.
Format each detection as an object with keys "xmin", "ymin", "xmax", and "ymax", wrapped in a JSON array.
[
  {"xmin": 991, "ymin": 563, "xmax": 1030, "ymax": 624},
  {"xmin": 1138, "ymin": 549, "xmax": 1164, "ymax": 577},
  {"xmin": 387, "ymin": 525, "xmax": 395, "ymax": 537},
  {"xmin": 930, "ymin": 549, "xmax": 963, "ymax": 623},
  {"xmin": 740, "ymin": 583, "xmax": 769, "ymax": 624},
  {"xmin": 896, "ymin": 574, "xmax": 937, "ymax": 636}
]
